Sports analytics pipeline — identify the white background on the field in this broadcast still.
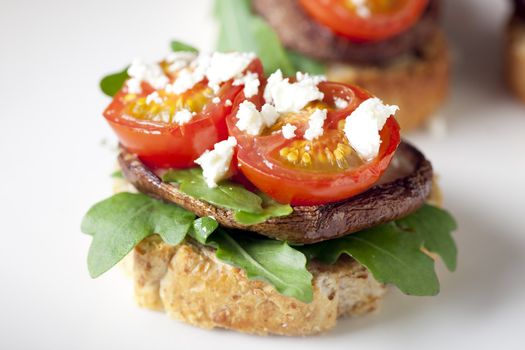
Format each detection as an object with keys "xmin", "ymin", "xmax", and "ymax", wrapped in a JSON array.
[{"xmin": 1, "ymin": 0, "xmax": 524, "ymax": 349}]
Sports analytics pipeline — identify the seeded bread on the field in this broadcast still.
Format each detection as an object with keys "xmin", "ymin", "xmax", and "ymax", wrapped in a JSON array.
[
  {"xmin": 505, "ymin": 15, "xmax": 525, "ymax": 102},
  {"xmin": 327, "ymin": 31, "xmax": 450, "ymax": 131},
  {"xmin": 127, "ymin": 236, "xmax": 386, "ymax": 336}
]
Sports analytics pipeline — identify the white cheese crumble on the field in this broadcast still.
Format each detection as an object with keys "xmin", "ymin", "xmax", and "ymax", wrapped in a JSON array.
[
  {"xmin": 343, "ymin": 97, "xmax": 399, "ymax": 161},
  {"xmin": 126, "ymin": 78, "xmax": 142, "ymax": 94},
  {"xmin": 205, "ymin": 52, "xmax": 255, "ymax": 92},
  {"xmin": 151, "ymin": 111, "xmax": 171, "ymax": 123},
  {"xmin": 173, "ymin": 109, "xmax": 194, "ymax": 125},
  {"xmin": 233, "ymin": 71, "xmax": 260, "ymax": 98},
  {"xmin": 166, "ymin": 67, "xmax": 204, "ymax": 95},
  {"xmin": 212, "ymin": 97, "xmax": 221, "ymax": 104},
  {"xmin": 195, "ymin": 136, "xmax": 237, "ymax": 188},
  {"xmin": 281, "ymin": 123, "xmax": 297, "ymax": 139},
  {"xmin": 334, "ymin": 97, "xmax": 349, "ymax": 109},
  {"xmin": 351, "ymin": 0, "xmax": 371, "ymax": 18},
  {"xmin": 145, "ymin": 91, "xmax": 163, "ymax": 105},
  {"xmin": 296, "ymin": 71, "xmax": 326, "ymax": 85},
  {"xmin": 235, "ymin": 101, "xmax": 280, "ymax": 136},
  {"xmin": 260, "ymin": 103, "xmax": 279, "ymax": 127},
  {"xmin": 235, "ymin": 101, "xmax": 265, "ymax": 136},
  {"xmin": 264, "ymin": 69, "xmax": 324, "ymax": 113},
  {"xmin": 127, "ymin": 59, "xmax": 169, "ymax": 91},
  {"xmin": 164, "ymin": 53, "xmax": 209, "ymax": 94},
  {"xmin": 225, "ymin": 99, "xmax": 232, "ymax": 107},
  {"xmin": 165, "ymin": 51, "xmax": 197, "ymax": 72},
  {"xmin": 304, "ymin": 109, "xmax": 327, "ymax": 141},
  {"xmin": 263, "ymin": 69, "xmax": 283, "ymax": 104}
]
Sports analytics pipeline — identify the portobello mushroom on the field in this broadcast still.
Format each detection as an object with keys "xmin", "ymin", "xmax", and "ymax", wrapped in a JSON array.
[
  {"xmin": 252, "ymin": 0, "xmax": 440, "ymax": 66},
  {"xmin": 119, "ymin": 141, "xmax": 432, "ymax": 244}
]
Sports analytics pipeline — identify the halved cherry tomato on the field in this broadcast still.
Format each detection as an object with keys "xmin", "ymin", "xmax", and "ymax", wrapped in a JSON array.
[
  {"xmin": 298, "ymin": 0, "xmax": 429, "ymax": 42},
  {"xmin": 104, "ymin": 58, "xmax": 263, "ymax": 169},
  {"xmin": 227, "ymin": 81, "xmax": 400, "ymax": 206}
]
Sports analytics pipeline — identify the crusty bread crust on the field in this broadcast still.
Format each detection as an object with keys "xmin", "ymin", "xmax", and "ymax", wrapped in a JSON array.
[
  {"xmin": 129, "ymin": 236, "xmax": 386, "ymax": 336},
  {"xmin": 505, "ymin": 15, "xmax": 525, "ymax": 102},
  {"xmin": 326, "ymin": 30, "xmax": 450, "ymax": 131}
]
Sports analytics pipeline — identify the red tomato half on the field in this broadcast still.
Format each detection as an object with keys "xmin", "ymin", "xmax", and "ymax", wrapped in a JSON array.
[
  {"xmin": 227, "ymin": 81, "xmax": 400, "ymax": 206},
  {"xmin": 298, "ymin": 0, "xmax": 429, "ymax": 42},
  {"xmin": 104, "ymin": 58, "xmax": 263, "ymax": 169}
]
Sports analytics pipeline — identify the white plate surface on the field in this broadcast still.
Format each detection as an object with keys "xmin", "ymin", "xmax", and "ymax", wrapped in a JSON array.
[{"xmin": 0, "ymin": 0, "xmax": 524, "ymax": 349}]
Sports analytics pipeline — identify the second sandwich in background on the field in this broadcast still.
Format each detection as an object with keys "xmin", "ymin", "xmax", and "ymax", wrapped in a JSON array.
[{"xmin": 216, "ymin": 0, "xmax": 450, "ymax": 131}]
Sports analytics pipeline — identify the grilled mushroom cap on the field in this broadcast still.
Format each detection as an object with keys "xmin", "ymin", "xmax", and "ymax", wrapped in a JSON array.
[{"xmin": 119, "ymin": 141, "xmax": 433, "ymax": 244}]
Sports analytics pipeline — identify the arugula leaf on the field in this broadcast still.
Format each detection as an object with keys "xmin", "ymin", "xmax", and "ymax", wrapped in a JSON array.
[
  {"xmin": 163, "ymin": 168, "xmax": 294, "ymax": 223},
  {"xmin": 234, "ymin": 194, "xmax": 293, "ymax": 225},
  {"xmin": 170, "ymin": 40, "xmax": 198, "ymax": 53},
  {"xmin": 110, "ymin": 170, "xmax": 123, "ymax": 179},
  {"xmin": 208, "ymin": 229, "xmax": 313, "ymax": 303},
  {"xmin": 82, "ymin": 190, "xmax": 456, "ymax": 302},
  {"xmin": 100, "ymin": 67, "xmax": 129, "ymax": 97},
  {"xmin": 163, "ymin": 168, "xmax": 263, "ymax": 214},
  {"xmin": 397, "ymin": 205, "xmax": 458, "ymax": 271},
  {"xmin": 299, "ymin": 204, "xmax": 457, "ymax": 296},
  {"xmin": 214, "ymin": 0, "xmax": 295, "ymax": 76},
  {"xmin": 214, "ymin": 0, "xmax": 325, "ymax": 76},
  {"xmin": 287, "ymin": 51, "xmax": 326, "ymax": 75},
  {"xmin": 81, "ymin": 193, "xmax": 195, "ymax": 278},
  {"xmin": 248, "ymin": 17, "xmax": 296, "ymax": 76},
  {"xmin": 190, "ymin": 216, "xmax": 219, "ymax": 244}
]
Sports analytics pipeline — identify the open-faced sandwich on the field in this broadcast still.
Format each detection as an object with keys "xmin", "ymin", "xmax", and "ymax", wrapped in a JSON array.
[
  {"xmin": 506, "ymin": 0, "xmax": 525, "ymax": 102},
  {"xmin": 214, "ymin": 0, "xmax": 450, "ymax": 131},
  {"xmin": 83, "ymin": 43, "xmax": 457, "ymax": 336}
]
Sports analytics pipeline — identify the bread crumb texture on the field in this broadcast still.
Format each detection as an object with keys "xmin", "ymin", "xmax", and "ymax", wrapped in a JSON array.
[{"xmin": 126, "ymin": 236, "xmax": 386, "ymax": 336}]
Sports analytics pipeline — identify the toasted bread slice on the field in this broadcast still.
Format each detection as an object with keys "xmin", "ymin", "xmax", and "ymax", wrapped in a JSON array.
[
  {"xmin": 125, "ymin": 236, "xmax": 385, "ymax": 336},
  {"xmin": 505, "ymin": 15, "xmax": 525, "ymax": 102},
  {"xmin": 327, "ymin": 30, "xmax": 450, "ymax": 131}
]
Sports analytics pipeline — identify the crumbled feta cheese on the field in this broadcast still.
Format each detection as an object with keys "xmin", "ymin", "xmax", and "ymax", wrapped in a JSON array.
[
  {"xmin": 296, "ymin": 72, "xmax": 326, "ymax": 85},
  {"xmin": 260, "ymin": 103, "xmax": 279, "ymax": 127},
  {"xmin": 225, "ymin": 99, "xmax": 232, "ymax": 106},
  {"xmin": 356, "ymin": 6, "xmax": 371, "ymax": 18},
  {"xmin": 263, "ymin": 69, "xmax": 283, "ymax": 104},
  {"xmin": 126, "ymin": 78, "xmax": 142, "ymax": 94},
  {"xmin": 233, "ymin": 71, "xmax": 260, "ymax": 98},
  {"xmin": 351, "ymin": 0, "xmax": 371, "ymax": 18},
  {"xmin": 165, "ymin": 51, "xmax": 197, "ymax": 72},
  {"xmin": 195, "ymin": 137, "xmax": 237, "ymax": 188},
  {"xmin": 304, "ymin": 109, "xmax": 327, "ymax": 141},
  {"xmin": 235, "ymin": 101, "xmax": 281, "ymax": 136},
  {"xmin": 145, "ymin": 91, "xmax": 163, "ymax": 105},
  {"xmin": 206, "ymin": 52, "xmax": 255, "ymax": 90},
  {"xmin": 334, "ymin": 97, "xmax": 349, "ymax": 109},
  {"xmin": 166, "ymin": 68, "xmax": 204, "ymax": 95},
  {"xmin": 264, "ymin": 70, "xmax": 324, "ymax": 113},
  {"xmin": 212, "ymin": 97, "xmax": 221, "ymax": 104},
  {"xmin": 164, "ymin": 52, "xmax": 210, "ymax": 95},
  {"xmin": 152, "ymin": 110, "xmax": 171, "ymax": 123},
  {"xmin": 235, "ymin": 101, "xmax": 265, "ymax": 136},
  {"xmin": 173, "ymin": 108, "xmax": 194, "ymax": 125},
  {"xmin": 127, "ymin": 59, "xmax": 169, "ymax": 90},
  {"xmin": 281, "ymin": 123, "xmax": 297, "ymax": 139},
  {"xmin": 344, "ymin": 98, "xmax": 399, "ymax": 161}
]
